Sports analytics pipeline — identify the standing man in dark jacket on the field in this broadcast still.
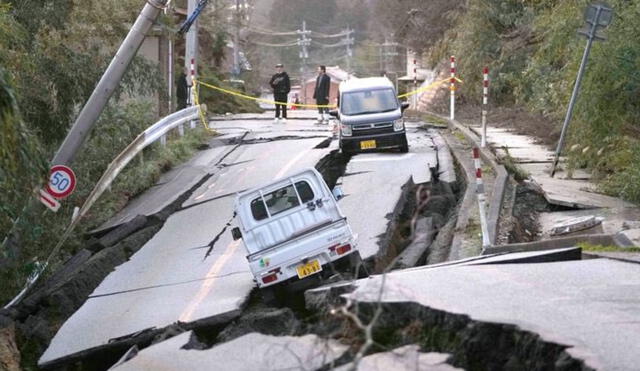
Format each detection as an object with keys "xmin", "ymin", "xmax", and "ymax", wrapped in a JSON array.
[
  {"xmin": 313, "ymin": 65, "xmax": 331, "ymax": 124},
  {"xmin": 176, "ymin": 68, "xmax": 189, "ymax": 110},
  {"xmin": 269, "ymin": 63, "xmax": 291, "ymax": 123}
]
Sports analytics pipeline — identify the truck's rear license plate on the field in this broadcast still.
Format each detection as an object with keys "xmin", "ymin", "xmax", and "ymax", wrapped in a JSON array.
[
  {"xmin": 296, "ymin": 259, "xmax": 322, "ymax": 279},
  {"xmin": 360, "ymin": 140, "xmax": 376, "ymax": 150}
]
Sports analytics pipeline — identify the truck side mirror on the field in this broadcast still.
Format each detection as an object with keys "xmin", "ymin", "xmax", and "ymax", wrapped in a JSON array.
[
  {"xmin": 231, "ymin": 227, "xmax": 242, "ymax": 240},
  {"xmin": 401, "ymin": 102, "xmax": 410, "ymax": 112},
  {"xmin": 332, "ymin": 186, "xmax": 344, "ymax": 201},
  {"xmin": 329, "ymin": 109, "xmax": 339, "ymax": 118}
]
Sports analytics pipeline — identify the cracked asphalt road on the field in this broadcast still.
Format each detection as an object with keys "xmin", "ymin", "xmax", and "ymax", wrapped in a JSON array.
[{"xmin": 39, "ymin": 115, "xmax": 443, "ymax": 367}]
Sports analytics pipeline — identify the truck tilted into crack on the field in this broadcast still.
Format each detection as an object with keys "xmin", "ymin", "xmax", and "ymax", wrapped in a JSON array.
[{"xmin": 231, "ymin": 168, "xmax": 363, "ymax": 300}]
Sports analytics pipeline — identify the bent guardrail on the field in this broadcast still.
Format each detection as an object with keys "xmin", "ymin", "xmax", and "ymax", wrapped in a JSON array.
[{"xmin": 4, "ymin": 104, "xmax": 207, "ymax": 308}]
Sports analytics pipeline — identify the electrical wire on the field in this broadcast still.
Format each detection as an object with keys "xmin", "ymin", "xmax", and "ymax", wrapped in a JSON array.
[
  {"xmin": 310, "ymin": 30, "xmax": 351, "ymax": 38},
  {"xmin": 248, "ymin": 40, "xmax": 299, "ymax": 47},
  {"xmin": 311, "ymin": 40, "xmax": 349, "ymax": 48},
  {"xmin": 247, "ymin": 26, "xmax": 299, "ymax": 36}
]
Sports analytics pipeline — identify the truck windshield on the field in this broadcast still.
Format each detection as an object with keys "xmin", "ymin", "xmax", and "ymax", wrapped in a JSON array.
[
  {"xmin": 341, "ymin": 88, "xmax": 398, "ymax": 116},
  {"xmin": 250, "ymin": 181, "xmax": 315, "ymax": 221}
]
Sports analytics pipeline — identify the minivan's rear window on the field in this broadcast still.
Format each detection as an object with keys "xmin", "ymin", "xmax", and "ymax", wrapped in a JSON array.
[
  {"xmin": 341, "ymin": 88, "xmax": 398, "ymax": 115},
  {"xmin": 250, "ymin": 181, "xmax": 315, "ymax": 221}
]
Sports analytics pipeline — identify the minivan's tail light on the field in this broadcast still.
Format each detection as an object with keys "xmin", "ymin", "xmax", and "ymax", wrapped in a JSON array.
[
  {"xmin": 341, "ymin": 124, "xmax": 352, "ymax": 136},
  {"xmin": 261, "ymin": 267, "xmax": 281, "ymax": 284}
]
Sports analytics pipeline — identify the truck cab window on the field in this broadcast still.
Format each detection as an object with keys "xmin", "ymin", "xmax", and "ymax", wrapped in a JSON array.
[
  {"xmin": 296, "ymin": 181, "xmax": 314, "ymax": 203},
  {"xmin": 250, "ymin": 198, "xmax": 268, "ymax": 221},
  {"xmin": 250, "ymin": 181, "xmax": 316, "ymax": 221}
]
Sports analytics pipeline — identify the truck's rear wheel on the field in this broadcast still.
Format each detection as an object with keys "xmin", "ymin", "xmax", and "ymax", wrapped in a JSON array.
[
  {"xmin": 261, "ymin": 287, "xmax": 279, "ymax": 306},
  {"xmin": 349, "ymin": 251, "xmax": 369, "ymax": 279}
]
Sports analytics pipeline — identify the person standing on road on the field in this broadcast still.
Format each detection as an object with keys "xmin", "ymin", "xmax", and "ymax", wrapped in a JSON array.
[
  {"xmin": 269, "ymin": 63, "xmax": 291, "ymax": 123},
  {"xmin": 313, "ymin": 65, "xmax": 331, "ymax": 124},
  {"xmin": 176, "ymin": 68, "xmax": 189, "ymax": 110}
]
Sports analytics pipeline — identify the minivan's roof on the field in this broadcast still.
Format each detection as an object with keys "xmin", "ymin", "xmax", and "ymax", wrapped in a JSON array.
[{"xmin": 339, "ymin": 77, "xmax": 394, "ymax": 93}]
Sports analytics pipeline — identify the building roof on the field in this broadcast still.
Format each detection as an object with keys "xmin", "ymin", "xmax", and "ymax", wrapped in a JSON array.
[{"xmin": 338, "ymin": 77, "xmax": 394, "ymax": 93}]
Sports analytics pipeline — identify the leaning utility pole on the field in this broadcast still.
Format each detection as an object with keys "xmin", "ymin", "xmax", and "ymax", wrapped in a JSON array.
[
  {"xmin": 185, "ymin": 0, "xmax": 199, "ymax": 105},
  {"xmin": 297, "ymin": 20, "xmax": 311, "ymax": 104},
  {"xmin": 550, "ymin": 2, "xmax": 613, "ymax": 177},
  {"xmin": 52, "ymin": 0, "xmax": 169, "ymax": 166}
]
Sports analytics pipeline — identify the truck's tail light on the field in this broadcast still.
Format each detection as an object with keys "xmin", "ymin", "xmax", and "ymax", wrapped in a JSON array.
[
  {"xmin": 329, "ymin": 244, "xmax": 339, "ymax": 256},
  {"xmin": 261, "ymin": 267, "xmax": 281, "ymax": 284},
  {"xmin": 336, "ymin": 244, "xmax": 352, "ymax": 255},
  {"xmin": 329, "ymin": 244, "xmax": 352, "ymax": 256}
]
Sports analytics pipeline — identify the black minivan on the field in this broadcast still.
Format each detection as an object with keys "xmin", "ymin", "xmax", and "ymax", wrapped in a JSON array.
[{"xmin": 331, "ymin": 77, "xmax": 409, "ymax": 155}]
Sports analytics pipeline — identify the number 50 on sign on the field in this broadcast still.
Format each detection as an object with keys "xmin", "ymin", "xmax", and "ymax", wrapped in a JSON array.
[{"xmin": 46, "ymin": 165, "xmax": 77, "ymax": 199}]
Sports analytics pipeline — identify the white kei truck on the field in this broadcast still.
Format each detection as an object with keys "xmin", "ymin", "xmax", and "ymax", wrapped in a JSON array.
[{"xmin": 231, "ymin": 168, "xmax": 363, "ymax": 299}]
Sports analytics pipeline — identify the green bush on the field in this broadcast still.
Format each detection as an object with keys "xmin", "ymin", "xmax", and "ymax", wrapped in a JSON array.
[
  {"xmin": 0, "ymin": 99, "xmax": 213, "ymax": 305},
  {"xmin": 197, "ymin": 69, "xmax": 263, "ymax": 114},
  {"xmin": 431, "ymin": 0, "xmax": 640, "ymax": 204}
]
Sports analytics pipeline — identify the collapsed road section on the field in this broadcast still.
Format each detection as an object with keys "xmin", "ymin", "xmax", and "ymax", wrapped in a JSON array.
[
  {"xmin": 35, "ymin": 121, "xmax": 337, "ymax": 369},
  {"xmin": 17, "ymin": 119, "xmax": 458, "ymax": 370},
  {"xmin": 100, "ymin": 125, "xmax": 464, "ymax": 369}
]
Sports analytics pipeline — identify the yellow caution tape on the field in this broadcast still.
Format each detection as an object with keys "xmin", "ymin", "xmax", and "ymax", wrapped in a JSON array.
[
  {"xmin": 193, "ymin": 75, "xmax": 464, "ymax": 123},
  {"xmin": 397, "ymin": 77, "xmax": 463, "ymax": 99},
  {"xmin": 194, "ymin": 79, "xmax": 337, "ymax": 109},
  {"xmin": 192, "ymin": 83, "xmax": 217, "ymax": 132}
]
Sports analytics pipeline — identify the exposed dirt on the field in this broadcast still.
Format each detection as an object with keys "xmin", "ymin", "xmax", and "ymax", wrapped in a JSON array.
[
  {"xmin": 428, "ymin": 89, "xmax": 561, "ymax": 147},
  {"xmin": 301, "ymin": 288, "xmax": 592, "ymax": 371}
]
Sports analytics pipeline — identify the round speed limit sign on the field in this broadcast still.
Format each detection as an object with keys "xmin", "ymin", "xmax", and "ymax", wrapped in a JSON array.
[{"xmin": 46, "ymin": 165, "xmax": 77, "ymax": 199}]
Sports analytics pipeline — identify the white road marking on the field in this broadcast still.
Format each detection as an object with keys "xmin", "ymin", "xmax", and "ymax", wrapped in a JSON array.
[
  {"xmin": 179, "ymin": 240, "xmax": 241, "ymax": 322},
  {"xmin": 274, "ymin": 150, "xmax": 310, "ymax": 179}
]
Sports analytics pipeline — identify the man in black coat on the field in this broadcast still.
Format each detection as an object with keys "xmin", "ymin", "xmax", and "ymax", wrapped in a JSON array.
[
  {"xmin": 313, "ymin": 65, "xmax": 331, "ymax": 124},
  {"xmin": 269, "ymin": 63, "xmax": 291, "ymax": 123},
  {"xmin": 176, "ymin": 68, "xmax": 189, "ymax": 110}
]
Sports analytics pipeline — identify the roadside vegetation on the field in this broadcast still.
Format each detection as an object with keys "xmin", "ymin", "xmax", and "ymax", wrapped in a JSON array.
[
  {"xmin": 376, "ymin": 0, "xmax": 640, "ymax": 204},
  {"xmin": 0, "ymin": 1, "xmax": 255, "ymax": 306},
  {"xmin": 578, "ymin": 242, "xmax": 640, "ymax": 253}
]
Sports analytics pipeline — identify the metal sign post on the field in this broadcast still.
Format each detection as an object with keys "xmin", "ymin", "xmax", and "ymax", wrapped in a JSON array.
[{"xmin": 550, "ymin": 2, "xmax": 613, "ymax": 177}]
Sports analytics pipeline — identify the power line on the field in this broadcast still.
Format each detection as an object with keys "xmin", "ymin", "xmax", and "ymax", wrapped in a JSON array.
[
  {"xmin": 248, "ymin": 40, "xmax": 299, "ymax": 47},
  {"xmin": 310, "ymin": 30, "xmax": 351, "ymax": 38},
  {"xmin": 247, "ymin": 26, "xmax": 299, "ymax": 36},
  {"xmin": 311, "ymin": 39, "xmax": 350, "ymax": 48}
]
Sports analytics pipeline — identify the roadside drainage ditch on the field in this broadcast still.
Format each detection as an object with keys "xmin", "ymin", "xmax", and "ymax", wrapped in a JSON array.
[{"xmin": 509, "ymin": 182, "xmax": 579, "ymax": 244}]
